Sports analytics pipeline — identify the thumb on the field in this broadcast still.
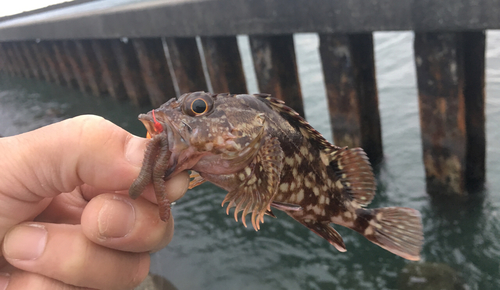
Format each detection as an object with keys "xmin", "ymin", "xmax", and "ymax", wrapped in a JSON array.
[{"xmin": 0, "ymin": 115, "xmax": 147, "ymax": 239}]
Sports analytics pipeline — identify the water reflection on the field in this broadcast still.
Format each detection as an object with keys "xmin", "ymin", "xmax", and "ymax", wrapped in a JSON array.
[{"xmin": 421, "ymin": 192, "xmax": 500, "ymax": 289}]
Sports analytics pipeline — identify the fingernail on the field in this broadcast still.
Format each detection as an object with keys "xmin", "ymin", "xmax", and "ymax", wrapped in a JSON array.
[
  {"xmin": 0, "ymin": 273, "xmax": 10, "ymax": 290},
  {"xmin": 98, "ymin": 197, "xmax": 136, "ymax": 238},
  {"xmin": 125, "ymin": 135, "xmax": 146, "ymax": 168},
  {"xmin": 3, "ymin": 224, "xmax": 47, "ymax": 261}
]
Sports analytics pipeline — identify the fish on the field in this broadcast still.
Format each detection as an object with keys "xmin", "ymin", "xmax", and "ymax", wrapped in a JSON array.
[{"xmin": 129, "ymin": 92, "xmax": 424, "ymax": 261}]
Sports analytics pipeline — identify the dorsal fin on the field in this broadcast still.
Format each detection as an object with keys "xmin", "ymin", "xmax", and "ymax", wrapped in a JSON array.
[
  {"xmin": 329, "ymin": 147, "xmax": 376, "ymax": 207},
  {"xmin": 254, "ymin": 94, "xmax": 338, "ymax": 153}
]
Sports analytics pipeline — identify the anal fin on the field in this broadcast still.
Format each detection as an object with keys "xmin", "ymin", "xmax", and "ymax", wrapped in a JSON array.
[{"xmin": 301, "ymin": 221, "xmax": 346, "ymax": 252}]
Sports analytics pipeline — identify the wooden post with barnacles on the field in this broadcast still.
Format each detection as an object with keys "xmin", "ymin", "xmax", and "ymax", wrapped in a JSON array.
[
  {"xmin": 414, "ymin": 31, "xmax": 485, "ymax": 196},
  {"xmin": 249, "ymin": 35, "xmax": 305, "ymax": 118},
  {"xmin": 319, "ymin": 33, "xmax": 383, "ymax": 165}
]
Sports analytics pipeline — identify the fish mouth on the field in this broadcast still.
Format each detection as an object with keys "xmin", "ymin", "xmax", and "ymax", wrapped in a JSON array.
[{"xmin": 137, "ymin": 111, "xmax": 197, "ymax": 180}]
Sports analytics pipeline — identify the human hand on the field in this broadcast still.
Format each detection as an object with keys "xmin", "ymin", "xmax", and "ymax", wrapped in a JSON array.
[{"xmin": 0, "ymin": 115, "xmax": 190, "ymax": 290}]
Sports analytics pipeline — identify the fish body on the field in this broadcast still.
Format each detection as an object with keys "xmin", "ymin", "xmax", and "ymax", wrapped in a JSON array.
[{"xmin": 130, "ymin": 92, "xmax": 423, "ymax": 260}]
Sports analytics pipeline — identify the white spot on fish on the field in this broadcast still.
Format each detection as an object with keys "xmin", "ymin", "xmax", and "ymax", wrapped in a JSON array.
[
  {"xmin": 279, "ymin": 183, "xmax": 289, "ymax": 192},
  {"xmin": 313, "ymin": 187, "xmax": 320, "ymax": 196},
  {"xmin": 247, "ymin": 175, "xmax": 257, "ymax": 185},
  {"xmin": 320, "ymin": 151, "xmax": 330, "ymax": 166},
  {"xmin": 296, "ymin": 189, "xmax": 304, "ymax": 202}
]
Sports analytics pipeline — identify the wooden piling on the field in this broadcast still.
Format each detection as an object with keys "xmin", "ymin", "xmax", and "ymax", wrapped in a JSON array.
[
  {"xmin": 0, "ymin": 43, "xmax": 15, "ymax": 76},
  {"xmin": 200, "ymin": 36, "xmax": 247, "ymax": 94},
  {"xmin": 19, "ymin": 42, "xmax": 41, "ymax": 80},
  {"xmin": 8, "ymin": 42, "xmax": 32, "ymax": 78},
  {"xmin": 319, "ymin": 33, "xmax": 383, "ymax": 164},
  {"xmin": 111, "ymin": 39, "xmax": 150, "ymax": 106},
  {"xmin": 0, "ymin": 43, "xmax": 7, "ymax": 74},
  {"xmin": 91, "ymin": 39, "xmax": 127, "ymax": 100},
  {"xmin": 52, "ymin": 41, "xmax": 79, "ymax": 88},
  {"xmin": 75, "ymin": 40, "xmax": 107, "ymax": 97},
  {"xmin": 463, "ymin": 31, "xmax": 486, "ymax": 191},
  {"xmin": 165, "ymin": 37, "xmax": 208, "ymax": 94},
  {"xmin": 5, "ymin": 43, "xmax": 24, "ymax": 77},
  {"xmin": 249, "ymin": 35, "xmax": 304, "ymax": 117},
  {"xmin": 62, "ymin": 40, "xmax": 88, "ymax": 92},
  {"xmin": 28, "ymin": 42, "xmax": 53, "ymax": 82},
  {"xmin": 132, "ymin": 38, "xmax": 176, "ymax": 107},
  {"xmin": 39, "ymin": 41, "xmax": 66, "ymax": 85},
  {"xmin": 413, "ymin": 31, "xmax": 486, "ymax": 195}
]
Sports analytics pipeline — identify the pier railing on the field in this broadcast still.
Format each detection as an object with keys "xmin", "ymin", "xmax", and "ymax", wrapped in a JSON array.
[{"xmin": 0, "ymin": 0, "xmax": 497, "ymax": 196}]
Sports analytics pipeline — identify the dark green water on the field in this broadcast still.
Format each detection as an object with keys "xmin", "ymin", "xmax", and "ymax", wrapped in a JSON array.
[{"xmin": 1, "ymin": 32, "xmax": 500, "ymax": 289}]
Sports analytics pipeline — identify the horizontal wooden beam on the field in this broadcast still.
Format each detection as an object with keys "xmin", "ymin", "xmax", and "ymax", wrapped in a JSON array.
[{"xmin": 0, "ymin": 0, "xmax": 499, "ymax": 41}]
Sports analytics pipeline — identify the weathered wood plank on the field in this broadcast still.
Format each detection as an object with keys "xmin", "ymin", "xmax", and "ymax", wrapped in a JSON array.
[
  {"xmin": 91, "ymin": 39, "xmax": 127, "ymax": 100},
  {"xmin": 414, "ymin": 32, "xmax": 467, "ymax": 195},
  {"xmin": 200, "ymin": 36, "xmax": 247, "ymax": 94},
  {"xmin": 463, "ymin": 31, "xmax": 485, "ymax": 191},
  {"xmin": 52, "ymin": 41, "xmax": 78, "ymax": 88},
  {"xmin": 62, "ymin": 40, "xmax": 87, "ymax": 92},
  {"xmin": 249, "ymin": 34, "xmax": 304, "ymax": 117},
  {"xmin": 132, "ymin": 38, "xmax": 176, "ymax": 107},
  {"xmin": 111, "ymin": 39, "xmax": 150, "ymax": 106},
  {"xmin": 74, "ymin": 40, "xmax": 107, "ymax": 96},
  {"xmin": 165, "ymin": 37, "xmax": 208, "ymax": 94},
  {"xmin": 319, "ymin": 33, "xmax": 383, "ymax": 164}
]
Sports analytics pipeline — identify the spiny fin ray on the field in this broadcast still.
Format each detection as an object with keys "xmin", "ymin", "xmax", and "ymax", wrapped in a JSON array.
[
  {"xmin": 330, "ymin": 147, "xmax": 376, "ymax": 207},
  {"xmin": 300, "ymin": 221, "xmax": 346, "ymax": 252},
  {"xmin": 221, "ymin": 137, "xmax": 284, "ymax": 231},
  {"xmin": 357, "ymin": 207, "xmax": 424, "ymax": 261}
]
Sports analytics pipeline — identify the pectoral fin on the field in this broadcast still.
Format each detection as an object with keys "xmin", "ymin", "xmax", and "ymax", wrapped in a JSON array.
[{"xmin": 222, "ymin": 137, "xmax": 284, "ymax": 230}]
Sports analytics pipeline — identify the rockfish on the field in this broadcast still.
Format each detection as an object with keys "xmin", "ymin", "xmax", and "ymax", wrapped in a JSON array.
[{"xmin": 129, "ymin": 92, "xmax": 424, "ymax": 260}]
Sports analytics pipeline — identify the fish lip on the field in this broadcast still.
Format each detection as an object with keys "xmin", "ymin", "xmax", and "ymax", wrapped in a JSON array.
[
  {"xmin": 138, "ymin": 111, "xmax": 192, "ymax": 179},
  {"xmin": 138, "ymin": 113, "xmax": 155, "ymax": 136}
]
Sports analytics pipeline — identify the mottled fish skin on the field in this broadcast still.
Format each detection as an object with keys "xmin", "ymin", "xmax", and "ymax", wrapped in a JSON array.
[{"xmin": 129, "ymin": 92, "xmax": 424, "ymax": 261}]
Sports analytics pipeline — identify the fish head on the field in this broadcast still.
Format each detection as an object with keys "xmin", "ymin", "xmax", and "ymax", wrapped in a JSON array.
[{"xmin": 137, "ymin": 92, "xmax": 268, "ymax": 178}]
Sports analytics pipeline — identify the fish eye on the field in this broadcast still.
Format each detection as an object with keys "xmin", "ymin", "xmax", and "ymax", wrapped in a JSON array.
[
  {"xmin": 191, "ymin": 99, "xmax": 208, "ymax": 114},
  {"xmin": 183, "ymin": 93, "xmax": 214, "ymax": 117}
]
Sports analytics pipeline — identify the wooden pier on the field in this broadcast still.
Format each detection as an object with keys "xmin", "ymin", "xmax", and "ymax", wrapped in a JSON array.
[{"xmin": 0, "ymin": 0, "xmax": 498, "ymax": 196}]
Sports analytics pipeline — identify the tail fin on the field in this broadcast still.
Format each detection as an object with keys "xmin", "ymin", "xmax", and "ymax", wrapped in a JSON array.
[{"xmin": 355, "ymin": 207, "xmax": 424, "ymax": 261}]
